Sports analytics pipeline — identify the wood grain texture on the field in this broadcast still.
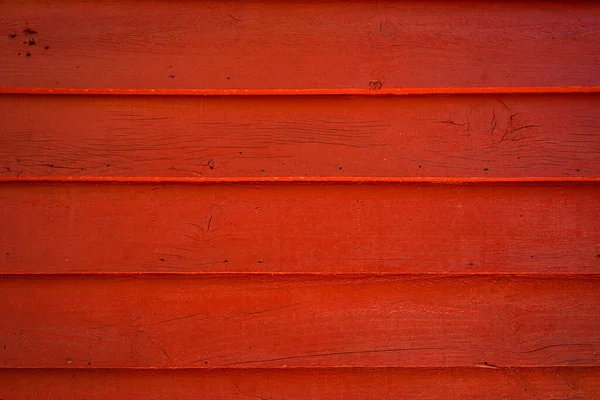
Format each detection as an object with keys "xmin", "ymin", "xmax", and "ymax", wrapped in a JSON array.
[
  {"xmin": 1, "ymin": 182, "xmax": 599, "ymax": 274},
  {"xmin": 1, "ymin": 94, "xmax": 600, "ymax": 179},
  {"xmin": 1, "ymin": 368, "xmax": 599, "ymax": 400},
  {"xmin": 0, "ymin": 1, "xmax": 599, "ymax": 90},
  {"xmin": 0, "ymin": 275, "xmax": 599, "ymax": 368}
]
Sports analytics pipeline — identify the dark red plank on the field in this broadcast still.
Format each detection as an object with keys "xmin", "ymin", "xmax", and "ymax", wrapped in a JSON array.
[
  {"xmin": 0, "ymin": 1, "xmax": 599, "ymax": 90},
  {"xmin": 0, "ymin": 275, "xmax": 598, "ymax": 368},
  {"xmin": 1, "ymin": 94, "xmax": 599, "ymax": 178},
  {"xmin": 1, "ymin": 368, "xmax": 599, "ymax": 399},
  {"xmin": 1, "ymin": 182, "xmax": 599, "ymax": 274}
]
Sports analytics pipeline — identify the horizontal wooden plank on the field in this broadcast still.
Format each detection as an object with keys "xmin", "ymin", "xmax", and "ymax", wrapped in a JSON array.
[
  {"xmin": 0, "ymin": 1, "xmax": 599, "ymax": 90},
  {"xmin": 1, "ymin": 368, "xmax": 599, "ymax": 399},
  {"xmin": 1, "ymin": 182, "xmax": 599, "ymax": 274},
  {"xmin": 1, "ymin": 94, "xmax": 599, "ymax": 178},
  {"xmin": 0, "ymin": 275, "xmax": 599, "ymax": 368}
]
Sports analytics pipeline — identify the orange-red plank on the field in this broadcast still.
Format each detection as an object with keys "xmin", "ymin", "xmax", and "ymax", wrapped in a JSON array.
[
  {"xmin": 1, "ymin": 182, "xmax": 599, "ymax": 274},
  {"xmin": 1, "ymin": 94, "xmax": 600, "ymax": 178},
  {"xmin": 0, "ymin": 275, "xmax": 599, "ymax": 368},
  {"xmin": 0, "ymin": 1, "xmax": 599, "ymax": 90},
  {"xmin": 1, "ymin": 368, "xmax": 599, "ymax": 399},
  {"xmin": 0, "ymin": 183, "xmax": 600, "ymax": 274}
]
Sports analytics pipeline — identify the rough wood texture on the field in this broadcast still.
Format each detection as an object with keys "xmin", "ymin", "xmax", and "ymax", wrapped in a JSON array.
[
  {"xmin": 1, "ymin": 275, "xmax": 599, "ymax": 368},
  {"xmin": 1, "ymin": 94, "xmax": 599, "ymax": 179},
  {"xmin": 0, "ymin": 1, "xmax": 599, "ymax": 90},
  {"xmin": 1, "ymin": 368, "xmax": 599, "ymax": 400},
  {"xmin": 2, "ymin": 0, "xmax": 599, "ymax": 397},
  {"xmin": 1, "ymin": 182, "xmax": 599, "ymax": 274}
]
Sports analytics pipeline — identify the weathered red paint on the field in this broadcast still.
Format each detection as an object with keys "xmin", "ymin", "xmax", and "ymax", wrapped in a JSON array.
[
  {"xmin": 1, "ymin": 1, "xmax": 599, "ymax": 89},
  {"xmin": 1, "ymin": 275, "xmax": 599, "ymax": 368},
  {"xmin": 2, "ymin": 368, "xmax": 599, "ymax": 400},
  {"xmin": 1, "ymin": 94, "xmax": 600, "ymax": 179},
  {"xmin": 1, "ymin": 0, "xmax": 599, "ymax": 398},
  {"xmin": 1, "ymin": 182, "xmax": 599, "ymax": 275}
]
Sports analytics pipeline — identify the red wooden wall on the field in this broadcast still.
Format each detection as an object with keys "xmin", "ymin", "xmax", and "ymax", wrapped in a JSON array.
[{"xmin": 1, "ymin": 1, "xmax": 600, "ymax": 398}]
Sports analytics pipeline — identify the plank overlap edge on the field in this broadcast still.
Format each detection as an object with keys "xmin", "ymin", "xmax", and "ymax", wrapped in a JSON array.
[
  {"xmin": 2, "ymin": 177, "xmax": 600, "ymax": 183},
  {"xmin": 1, "ymin": 86, "xmax": 600, "ymax": 96}
]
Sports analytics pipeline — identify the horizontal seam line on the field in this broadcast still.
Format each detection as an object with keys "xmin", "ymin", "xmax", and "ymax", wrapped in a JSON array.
[
  {"xmin": 1, "ymin": 273, "xmax": 599, "ymax": 278},
  {"xmin": 0, "ymin": 177, "xmax": 599, "ymax": 184},
  {"xmin": 0, "ymin": 366, "xmax": 598, "ymax": 370},
  {"xmin": 1, "ymin": 86, "xmax": 600, "ymax": 96}
]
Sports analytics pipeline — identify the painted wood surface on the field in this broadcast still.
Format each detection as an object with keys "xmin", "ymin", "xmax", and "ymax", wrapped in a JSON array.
[
  {"xmin": 1, "ymin": 1, "xmax": 599, "ymax": 90},
  {"xmin": 1, "ymin": 368, "xmax": 599, "ymax": 400},
  {"xmin": 1, "ymin": 182, "xmax": 599, "ymax": 274},
  {"xmin": 1, "ymin": 94, "xmax": 599, "ymax": 179},
  {"xmin": 1, "ymin": 0, "xmax": 599, "ymax": 398},
  {"xmin": 1, "ymin": 275, "xmax": 599, "ymax": 368}
]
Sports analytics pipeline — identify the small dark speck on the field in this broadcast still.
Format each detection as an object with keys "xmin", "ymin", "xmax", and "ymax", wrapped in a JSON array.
[
  {"xmin": 223, "ymin": 259, "xmax": 228, "ymax": 263},
  {"xmin": 576, "ymin": 169, "xmax": 580, "ymax": 172},
  {"xmin": 338, "ymin": 167, "xmax": 342, "ymax": 170},
  {"xmin": 260, "ymin": 169, "xmax": 265, "ymax": 172},
  {"xmin": 26, "ymin": 53, "xmax": 31, "ymax": 57},
  {"xmin": 16, "ymin": 158, "xmax": 20, "ymax": 163},
  {"xmin": 169, "ymin": 75, "xmax": 175, "ymax": 78},
  {"xmin": 105, "ymin": 163, "xmax": 110, "ymax": 167},
  {"xmin": 596, "ymin": 254, "xmax": 600, "ymax": 259},
  {"xmin": 27, "ymin": 38, "xmax": 36, "ymax": 46},
  {"xmin": 5, "ymin": 253, "xmax": 9, "ymax": 256},
  {"xmin": 208, "ymin": 160, "xmax": 215, "ymax": 170},
  {"xmin": 76, "ymin": 66, "xmax": 80, "ymax": 68},
  {"xmin": 227, "ymin": 76, "xmax": 230, "ymax": 80},
  {"xmin": 6, "ymin": 167, "xmax": 10, "ymax": 171},
  {"xmin": 248, "ymin": 346, "xmax": 252, "ymax": 350},
  {"xmin": 483, "ymin": 168, "xmax": 489, "ymax": 171},
  {"xmin": 204, "ymin": 361, "xmax": 208, "ymax": 365},
  {"xmin": 239, "ymin": 151, "xmax": 243, "ymax": 154},
  {"xmin": 45, "ymin": 45, "xmax": 49, "ymax": 50},
  {"xmin": 160, "ymin": 258, "xmax": 164, "ymax": 262},
  {"xmin": 530, "ymin": 255, "xmax": 534, "ymax": 258},
  {"xmin": 23, "ymin": 28, "xmax": 37, "ymax": 35},
  {"xmin": 418, "ymin": 165, "xmax": 422, "ymax": 168},
  {"xmin": 18, "ymin": 52, "xmax": 21, "ymax": 55},
  {"xmin": 258, "ymin": 259, "xmax": 264, "ymax": 264},
  {"xmin": 8, "ymin": 33, "xmax": 17, "ymax": 39},
  {"xmin": 468, "ymin": 262, "xmax": 474, "ymax": 266},
  {"xmin": 87, "ymin": 362, "xmax": 91, "ymax": 366}
]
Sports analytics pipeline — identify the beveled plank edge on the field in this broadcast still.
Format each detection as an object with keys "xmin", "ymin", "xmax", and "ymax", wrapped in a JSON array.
[
  {"xmin": 1, "ymin": 177, "xmax": 600, "ymax": 184},
  {"xmin": 1, "ymin": 86, "xmax": 600, "ymax": 96}
]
